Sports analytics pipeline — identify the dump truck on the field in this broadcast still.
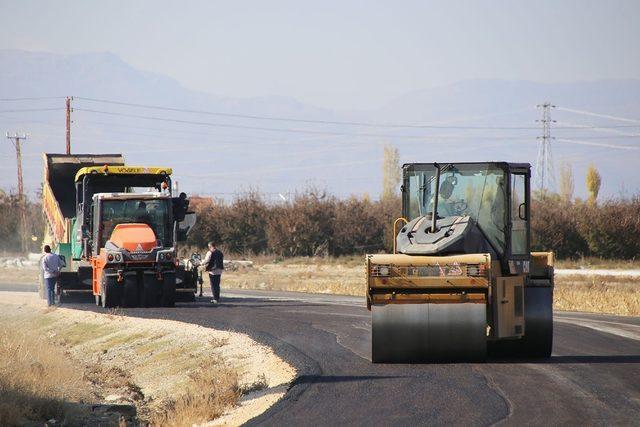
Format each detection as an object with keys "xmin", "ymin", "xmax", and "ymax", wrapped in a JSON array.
[
  {"xmin": 366, "ymin": 162, "xmax": 553, "ymax": 362},
  {"xmin": 41, "ymin": 153, "xmax": 197, "ymax": 307}
]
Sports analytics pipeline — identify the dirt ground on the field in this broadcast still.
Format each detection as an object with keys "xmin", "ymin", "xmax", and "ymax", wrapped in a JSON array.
[{"xmin": 0, "ymin": 292, "xmax": 295, "ymax": 426}]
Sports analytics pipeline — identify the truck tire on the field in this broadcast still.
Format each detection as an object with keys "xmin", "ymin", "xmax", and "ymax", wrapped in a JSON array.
[
  {"xmin": 122, "ymin": 274, "xmax": 139, "ymax": 307},
  {"xmin": 101, "ymin": 276, "xmax": 120, "ymax": 308},
  {"xmin": 175, "ymin": 291, "xmax": 196, "ymax": 302},
  {"xmin": 161, "ymin": 273, "xmax": 176, "ymax": 307},
  {"xmin": 141, "ymin": 273, "xmax": 160, "ymax": 307}
]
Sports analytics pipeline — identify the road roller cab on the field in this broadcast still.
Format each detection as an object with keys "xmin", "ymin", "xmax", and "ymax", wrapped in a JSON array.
[{"xmin": 367, "ymin": 162, "xmax": 554, "ymax": 362}]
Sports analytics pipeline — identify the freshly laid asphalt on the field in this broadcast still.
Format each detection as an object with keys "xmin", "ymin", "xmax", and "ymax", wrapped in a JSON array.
[{"xmin": 3, "ymin": 285, "xmax": 640, "ymax": 426}]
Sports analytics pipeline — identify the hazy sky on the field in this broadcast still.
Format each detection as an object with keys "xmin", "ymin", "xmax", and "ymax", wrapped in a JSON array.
[{"xmin": 2, "ymin": 0, "xmax": 639, "ymax": 109}]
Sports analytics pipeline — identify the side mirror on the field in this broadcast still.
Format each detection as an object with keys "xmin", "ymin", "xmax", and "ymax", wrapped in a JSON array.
[
  {"xmin": 518, "ymin": 202, "xmax": 527, "ymax": 220},
  {"xmin": 177, "ymin": 212, "xmax": 196, "ymax": 242}
]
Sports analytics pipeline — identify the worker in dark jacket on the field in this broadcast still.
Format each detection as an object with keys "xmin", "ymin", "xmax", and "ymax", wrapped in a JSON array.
[{"xmin": 203, "ymin": 241, "xmax": 224, "ymax": 303}]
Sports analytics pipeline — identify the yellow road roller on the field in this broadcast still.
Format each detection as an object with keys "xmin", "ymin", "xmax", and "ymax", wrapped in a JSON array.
[{"xmin": 366, "ymin": 162, "xmax": 554, "ymax": 362}]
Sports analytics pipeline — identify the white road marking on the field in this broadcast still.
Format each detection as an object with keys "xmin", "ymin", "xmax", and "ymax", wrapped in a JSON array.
[
  {"xmin": 283, "ymin": 309, "xmax": 369, "ymax": 318},
  {"xmin": 556, "ymin": 268, "xmax": 640, "ymax": 278},
  {"xmin": 555, "ymin": 317, "xmax": 640, "ymax": 341}
]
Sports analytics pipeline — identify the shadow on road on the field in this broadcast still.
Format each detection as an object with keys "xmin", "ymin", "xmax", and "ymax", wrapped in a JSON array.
[
  {"xmin": 292, "ymin": 374, "xmax": 408, "ymax": 385},
  {"xmin": 489, "ymin": 355, "xmax": 640, "ymax": 364}
]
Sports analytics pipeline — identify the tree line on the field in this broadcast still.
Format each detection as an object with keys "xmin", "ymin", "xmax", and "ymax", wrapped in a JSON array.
[
  {"xmin": 1, "ymin": 170, "xmax": 637, "ymax": 260},
  {"xmin": 188, "ymin": 189, "xmax": 640, "ymax": 260}
]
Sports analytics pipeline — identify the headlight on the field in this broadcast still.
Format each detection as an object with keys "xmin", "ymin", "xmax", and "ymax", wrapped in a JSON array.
[
  {"xmin": 371, "ymin": 264, "xmax": 391, "ymax": 277},
  {"xmin": 107, "ymin": 252, "xmax": 123, "ymax": 263},
  {"xmin": 157, "ymin": 249, "xmax": 175, "ymax": 263}
]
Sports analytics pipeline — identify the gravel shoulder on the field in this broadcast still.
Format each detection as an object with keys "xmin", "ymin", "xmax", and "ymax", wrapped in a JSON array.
[{"xmin": 0, "ymin": 291, "xmax": 295, "ymax": 426}]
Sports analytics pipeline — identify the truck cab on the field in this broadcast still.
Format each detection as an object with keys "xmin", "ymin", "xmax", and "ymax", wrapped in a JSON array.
[{"xmin": 42, "ymin": 154, "xmax": 196, "ymax": 307}]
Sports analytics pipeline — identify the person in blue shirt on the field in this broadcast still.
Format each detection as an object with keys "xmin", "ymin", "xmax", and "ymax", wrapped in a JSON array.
[{"xmin": 41, "ymin": 245, "xmax": 65, "ymax": 306}]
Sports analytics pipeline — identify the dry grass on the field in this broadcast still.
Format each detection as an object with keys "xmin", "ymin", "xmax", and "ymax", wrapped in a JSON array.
[
  {"xmin": 0, "ymin": 321, "xmax": 90, "ymax": 426},
  {"xmin": 554, "ymin": 275, "xmax": 640, "ymax": 316},
  {"xmin": 0, "ymin": 303, "xmax": 244, "ymax": 426},
  {"xmin": 224, "ymin": 257, "xmax": 366, "ymax": 297},
  {"xmin": 225, "ymin": 258, "xmax": 640, "ymax": 316},
  {"xmin": 151, "ymin": 364, "xmax": 240, "ymax": 427}
]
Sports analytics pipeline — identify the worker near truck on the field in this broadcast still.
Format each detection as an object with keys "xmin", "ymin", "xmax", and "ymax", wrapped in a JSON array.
[
  {"xmin": 41, "ymin": 245, "xmax": 65, "ymax": 306},
  {"xmin": 203, "ymin": 241, "xmax": 224, "ymax": 304}
]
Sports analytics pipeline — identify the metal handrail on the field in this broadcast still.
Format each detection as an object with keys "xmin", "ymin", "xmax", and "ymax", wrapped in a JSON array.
[{"xmin": 392, "ymin": 217, "xmax": 408, "ymax": 254}]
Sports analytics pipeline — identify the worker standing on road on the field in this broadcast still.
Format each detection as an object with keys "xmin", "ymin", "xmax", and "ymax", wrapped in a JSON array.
[
  {"xmin": 203, "ymin": 241, "xmax": 224, "ymax": 304},
  {"xmin": 41, "ymin": 245, "xmax": 65, "ymax": 306}
]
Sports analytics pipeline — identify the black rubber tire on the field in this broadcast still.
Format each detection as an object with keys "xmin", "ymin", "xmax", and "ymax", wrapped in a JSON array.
[
  {"xmin": 521, "ymin": 285, "xmax": 554, "ymax": 358},
  {"xmin": 101, "ymin": 276, "xmax": 120, "ymax": 308},
  {"xmin": 175, "ymin": 291, "xmax": 196, "ymax": 303},
  {"xmin": 489, "ymin": 284, "xmax": 553, "ymax": 359},
  {"xmin": 141, "ymin": 274, "xmax": 160, "ymax": 307},
  {"xmin": 161, "ymin": 273, "xmax": 176, "ymax": 307},
  {"xmin": 122, "ymin": 275, "xmax": 139, "ymax": 307}
]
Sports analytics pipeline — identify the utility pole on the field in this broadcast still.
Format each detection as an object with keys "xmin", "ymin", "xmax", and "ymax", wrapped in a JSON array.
[
  {"xmin": 66, "ymin": 96, "xmax": 73, "ymax": 154},
  {"xmin": 6, "ymin": 132, "xmax": 29, "ymax": 253},
  {"xmin": 535, "ymin": 103, "xmax": 556, "ymax": 194}
]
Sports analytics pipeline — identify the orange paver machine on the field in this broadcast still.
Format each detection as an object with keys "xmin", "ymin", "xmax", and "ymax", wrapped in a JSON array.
[{"xmin": 42, "ymin": 154, "xmax": 197, "ymax": 307}]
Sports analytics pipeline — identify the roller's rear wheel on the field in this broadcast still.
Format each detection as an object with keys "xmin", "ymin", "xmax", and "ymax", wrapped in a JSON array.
[{"xmin": 489, "ymin": 284, "xmax": 553, "ymax": 358}]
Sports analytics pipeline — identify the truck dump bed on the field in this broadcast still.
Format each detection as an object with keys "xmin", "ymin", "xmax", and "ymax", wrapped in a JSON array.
[{"xmin": 43, "ymin": 154, "xmax": 124, "ymax": 244}]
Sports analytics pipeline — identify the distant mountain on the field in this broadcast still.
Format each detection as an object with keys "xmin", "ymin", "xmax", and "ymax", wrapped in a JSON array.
[{"xmin": 1, "ymin": 49, "xmax": 638, "ymax": 200}]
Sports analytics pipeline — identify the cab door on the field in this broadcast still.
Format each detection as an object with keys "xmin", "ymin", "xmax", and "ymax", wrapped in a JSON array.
[{"xmin": 507, "ymin": 165, "xmax": 531, "ymax": 274}]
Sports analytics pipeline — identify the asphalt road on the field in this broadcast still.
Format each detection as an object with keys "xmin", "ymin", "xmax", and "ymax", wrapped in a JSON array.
[{"xmin": 4, "ymin": 285, "xmax": 640, "ymax": 426}]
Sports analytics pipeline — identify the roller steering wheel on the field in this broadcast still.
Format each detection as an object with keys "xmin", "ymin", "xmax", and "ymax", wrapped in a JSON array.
[{"xmin": 450, "ymin": 200, "xmax": 468, "ymax": 215}]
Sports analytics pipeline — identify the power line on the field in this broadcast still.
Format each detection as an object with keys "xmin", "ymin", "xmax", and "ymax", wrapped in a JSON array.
[
  {"xmin": 0, "ymin": 108, "xmax": 61, "ymax": 113},
  {"xmin": 73, "ymin": 97, "xmax": 640, "ymax": 130},
  {"xmin": 75, "ymin": 96, "xmax": 547, "ymax": 130},
  {"xmin": 74, "ymin": 107, "xmax": 518, "ymax": 139},
  {"xmin": 0, "ymin": 96, "xmax": 65, "ymax": 101},
  {"xmin": 555, "ymin": 138, "xmax": 640, "ymax": 151},
  {"xmin": 554, "ymin": 120, "xmax": 640, "ymax": 138},
  {"xmin": 556, "ymin": 106, "xmax": 640, "ymax": 124}
]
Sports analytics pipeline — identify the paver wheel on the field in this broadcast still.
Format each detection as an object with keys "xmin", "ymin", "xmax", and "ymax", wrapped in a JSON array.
[
  {"xmin": 122, "ymin": 275, "xmax": 139, "ymax": 307},
  {"xmin": 101, "ymin": 276, "xmax": 120, "ymax": 308},
  {"xmin": 141, "ymin": 273, "xmax": 160, "ymax": 307},
  {"xmin": 161, "ymin": 273, "xmax": 176, "ymax": 308}
]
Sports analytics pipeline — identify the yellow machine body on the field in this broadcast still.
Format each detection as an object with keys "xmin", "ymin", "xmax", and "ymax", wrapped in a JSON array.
[{"xmin": 366, "ymin": 162, "xmax": 554, "ymax": 362}]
